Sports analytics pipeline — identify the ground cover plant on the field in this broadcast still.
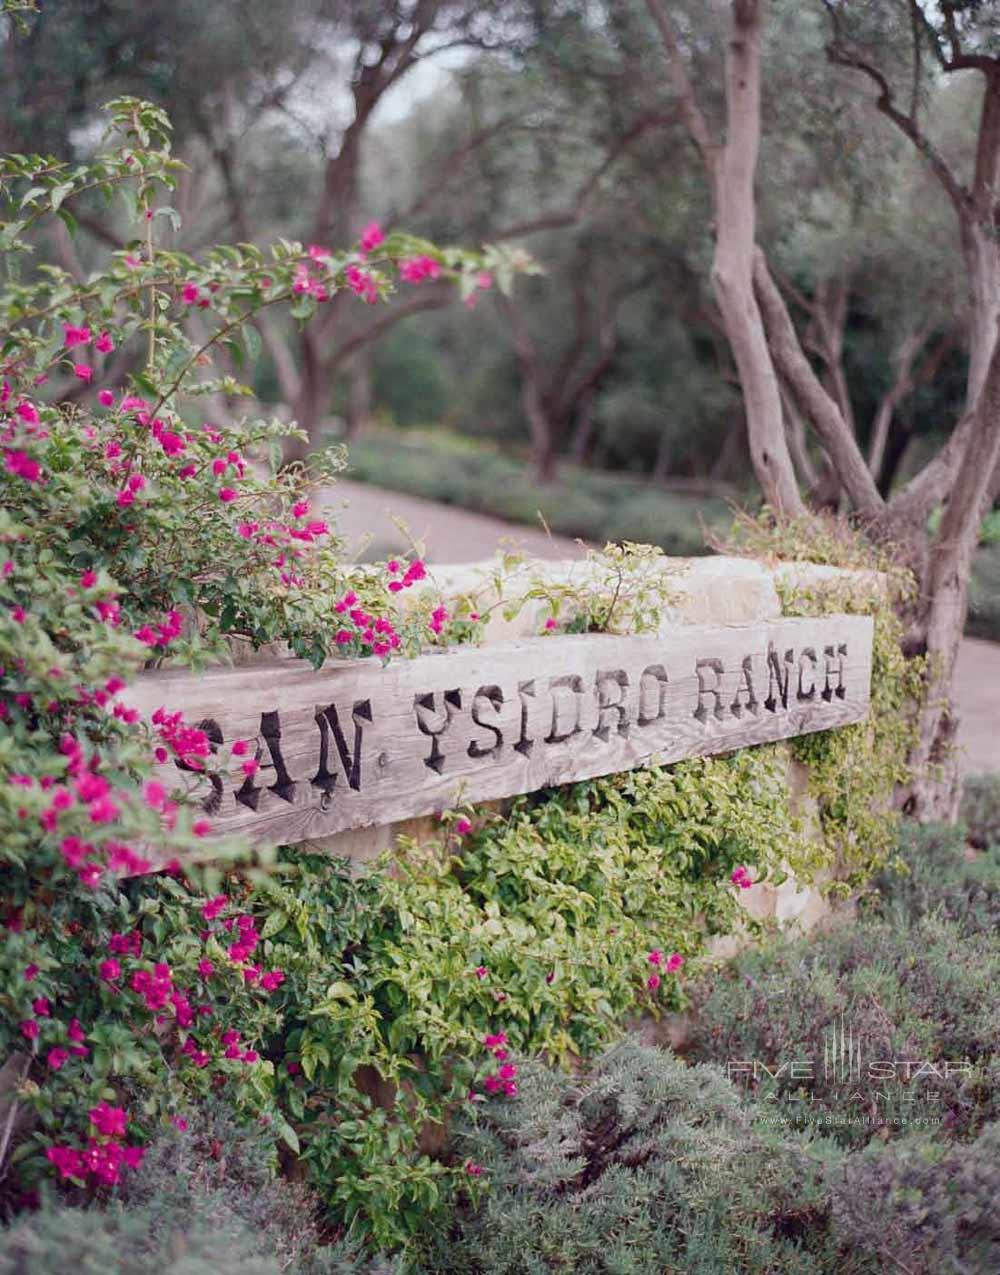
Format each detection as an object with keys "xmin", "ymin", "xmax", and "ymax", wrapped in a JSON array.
[{"xmin": 686, "ymin": 822, "xmax": 1000, "ymax": 1149}]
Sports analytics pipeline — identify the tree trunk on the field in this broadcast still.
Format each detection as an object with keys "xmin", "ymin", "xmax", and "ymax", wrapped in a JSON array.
[
  {"xmin": 644, "ymin": 0, "xmax": 804, "ymax": 515},
  {"xmin": 907, "ymin": 325, "xmax": 1000, "ymax": 819},
  {"xmin": 710, "ymin": 2, "xmax": 805, "ymax": 518},
  {"xmin": 527, "ymin": 388, "xmax": 558, "ymax": 484},
  {"xmin": 569, "ymin": 386, "xmax": 597, "ymax": 465},
  {"xmin": 960, "ymin": 218, "xmax": 1000, "ymax": 410},
  {"xmin": 652, "ymin": 425, "xmax": 671, "ymax": 484},
  {"xmin": 344, "ymin": 350, "xmax": 373, "ymax": 440},
  {"xmin": 867, "ymin": 327, "xmax": 929, "ymax": 484},
  {"xmin": 283, "ymin": 330, "xmax": 325, "ymax": 467}
]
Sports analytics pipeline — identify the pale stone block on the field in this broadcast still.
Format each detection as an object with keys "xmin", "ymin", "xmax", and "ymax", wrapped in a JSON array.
[{"xmin": 668, "ymin": 556, "xmax": 782, "ymax": 625}]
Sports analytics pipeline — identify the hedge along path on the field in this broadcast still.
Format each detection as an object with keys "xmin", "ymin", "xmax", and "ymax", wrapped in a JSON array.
[{"xmin": 128, "ymin": 615, "xmax": 874, "ymax": 851}]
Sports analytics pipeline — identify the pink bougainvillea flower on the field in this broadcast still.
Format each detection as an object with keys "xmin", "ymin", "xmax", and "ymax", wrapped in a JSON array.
[
  {"xmin": 261, "ymin": 969, "xmax": 285, "ymax": 992},
  {"xmin": 647, "ymin": 949, "xmax": 663, "ymax": 966},
  {"xmin": 95, "ymin": 331, "xmax": 114, "ymax": 353},
  {"xmin": 730, "ymin": 866, "xmax": 753, "ymax": 890},
  {"xmin": 202, "ymin": 895, "xmax": 229, "ymax": 923},
  {"xmin": 465, "ymin": 1160, "xmax": 483, "ymax": 1177},
  {"xmin": 15, "ymin": 400, "xmax": 40, "ymax": 425},
  {"xmin": 47, "ymin": 1047, "xmax": 69, "ymax": 1071},
  {"xmin": 474, "ymin": 966, "xmax": 488, "ymax": 980},
  {"xmin": 5, "ymin": 450, "xmax": 42, "ymax": 482},
  {"xmin": 172, "ymin": 1116, "xmax": 188, "ymax": 1131},
  {"xmin": 646, "ymin": 972, "xmax": 661, "ymax": 990},
  {"xmin": 99, "ymin": 959, "xmax": 121, "ymax": 983},
  {"xmin": 143, "ymin": 780, "xmax": 167, "ymax": 810},
  {"xmin": 62, "ymin": 324, "xmax": 91, "ymax": 348},
  {"xmin": 181, "ymin": 282, "xmax": 200, "ymax": 304},
  {"xmin": 665, "ymin": 952, "xmax": 684, "ymax": 974},
  {"xmin": 159, "ymin": 430, "xmax": 186, "ymax": 457},
  {"xmin": 359, "ymin": 221, "xmax": 384, "ymax": 252},
  {"xmin": 477, "ymin": 271, "xmax": 494, "ymax": 290},
  {"xmin": 197, "ymin": 959, "xmax": 213, "ymax": 978},
  {"xmin": 399, "ymin": 255, "xmax": 441, "ymax": 284},
  {"xmin": 344, "ymin": 263, "xmax": 378, "ymax": 303},
  {"xmin": 73, "ymin": 363, "xmax": 93, "ymax": 384},
  {"xmin": 78, "ymin": 863, "xmax": 103, "ymax": 889},
  {"xmin": 544, "ymin": 617, "xmax": 558, "ymax": 631},
  {"xmin": 68, "ymin": 1018, "xmax": 86, "ymax": 1043},
  {"xmin": 97, "ymin": 389, "xmax": 115, "ymax": 407},
  {"xmin": 89, "ymin": 1101, "xmax": 128, "ymax": 1138},
  {"xmin": 230, "ymin": 739, "xmax": 251, "ymax": 757},
  {"xmin": 24, "ymin": 963, "xmax": 39, "ymax": 981},
  {"xmin": 32, "ymin": 996, "xmax": 51, "ymax": 1017},
  {"xmin": 192, "ymin": 819, "xmax": 212, "ymax": 837},
  {"xmin": 19, "ymin": 1020, "xmax": 39, "ymax": 1040},
  {"xmin": 108, "ymin": 931, "xmax": 141, "ymax": 957},
  {"xmin": 218, "ymin": 487, "xmax": 238, "ymax": 503},
  {"xmin": 46, "ymin": 1146, "xmax": 83, "ymax": 1179},
  {"xmin": 455, "ymin": 816, "xmax": 473, "ymax": 836}
]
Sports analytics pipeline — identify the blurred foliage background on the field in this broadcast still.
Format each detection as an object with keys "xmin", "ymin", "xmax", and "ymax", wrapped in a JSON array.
[{"xmin": 3, "ymin": 0, "xmax": 998, "ymax": 617}]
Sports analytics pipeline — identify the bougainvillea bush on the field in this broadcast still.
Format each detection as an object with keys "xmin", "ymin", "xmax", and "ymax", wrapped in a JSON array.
[{"xmin": 0, "ymin": 97, "xmax": 513, "ymax": 1224}]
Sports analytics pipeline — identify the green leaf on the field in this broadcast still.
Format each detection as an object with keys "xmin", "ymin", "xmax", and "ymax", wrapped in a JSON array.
[
  {"xmin": 50, "ymin": 181, "xmax": 75, "ymax": 212},
  {"xmin": 273, "ymin": 1114, "xmax": 300, "ymax": 1154}
]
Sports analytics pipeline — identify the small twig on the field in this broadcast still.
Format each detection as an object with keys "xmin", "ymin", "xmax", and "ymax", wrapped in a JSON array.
[{"xmin": 0, "ymin": 1053, "xmax": 33, "ymax": 1184}]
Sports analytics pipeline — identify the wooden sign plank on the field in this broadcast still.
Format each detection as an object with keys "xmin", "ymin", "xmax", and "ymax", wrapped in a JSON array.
[{"xmin": 127, "ymin": 615, "xmax": 873, "ymax": 849}]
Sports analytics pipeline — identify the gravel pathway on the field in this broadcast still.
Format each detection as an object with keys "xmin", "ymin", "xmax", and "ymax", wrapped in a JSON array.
[{"xmin": 326, "ymin": 478, "xmax": 1000, "ymax": 775}]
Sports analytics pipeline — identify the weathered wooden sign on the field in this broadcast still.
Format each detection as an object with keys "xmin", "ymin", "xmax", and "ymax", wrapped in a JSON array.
[{"xmin": 127, "ymin": 616, "xmax": 873, "ymax": 849}]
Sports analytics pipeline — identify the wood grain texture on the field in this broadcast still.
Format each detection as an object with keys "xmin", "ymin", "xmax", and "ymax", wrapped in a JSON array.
[{"xmin": 128, "ymin": 616, "xmax": 874, "ymax": 849}]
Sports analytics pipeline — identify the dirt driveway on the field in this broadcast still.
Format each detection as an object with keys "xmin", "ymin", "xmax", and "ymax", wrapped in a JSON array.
[{"xmin": 327, "ymin": 478, "xmax": 1000, "ymax": 775}]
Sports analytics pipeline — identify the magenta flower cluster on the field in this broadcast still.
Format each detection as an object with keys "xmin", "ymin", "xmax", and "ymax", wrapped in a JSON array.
[
  {"xmin": 45, "ymin": 1102, "xmax": 144, "ymax": 1187},
  {"xmin": 480, "ymin": 1031, "xmax": 518, "ymax": 1098},
  {"xmin": 730, "ymin": 865, "xmax": 754, "ymax": 890},
  {"xmin": 645, "ymin": 947, "xmax": 684, "ymax": 991}
]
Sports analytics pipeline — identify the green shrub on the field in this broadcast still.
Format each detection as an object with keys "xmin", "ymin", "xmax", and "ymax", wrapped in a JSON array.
[
  {"xmin": 0, "ymin": 1196, "xmax": 283, "ymax": 1275},
  {"xmin": 430, "ymin": 1039, "xmax": 857, "ymax": 1275},
  {"xmin": 960, "ymin": 774, "xmax": 1000, "ymax": 849},
  {"xmin": 829, "ymin": 1122, "xmax": 1000, "ymax": 1274},
  {"xmin": 117, "ymin": 1101, "xmax": 331, "ymax": 1270},
  {"xmin": 871, "ymin": 820, "xmax": 1000, "ymax": 935},
  {"xmin": 687, "ymin": 911, "xmax": 1000, "ymax": 1148},
  {"xmin": 721, "ymin": 510, "xmax": 926, "ymax": 885}
]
